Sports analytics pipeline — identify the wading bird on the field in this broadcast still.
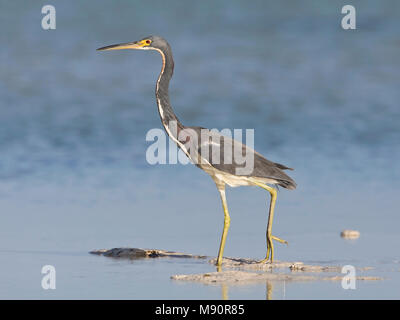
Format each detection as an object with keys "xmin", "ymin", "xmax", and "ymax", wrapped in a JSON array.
[{"xmin": 97, "ymin": 36, "xmax": 296, "ymax": 267}]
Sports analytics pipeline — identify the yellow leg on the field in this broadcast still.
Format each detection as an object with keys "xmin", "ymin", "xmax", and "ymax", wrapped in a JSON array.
[
  {"xmin": 216, "ymin": 185, "xmax": 230, "ymax": 267},
  {"xmin": 253, "ymin": 182, "xmax": 288, "ymax": 263}
]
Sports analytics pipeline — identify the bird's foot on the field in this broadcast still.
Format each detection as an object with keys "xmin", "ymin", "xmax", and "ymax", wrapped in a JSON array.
[
  {"xmin": 258, "ymin": 257, "xmax": 272, "ymax": 264},
  {"xmin": 258, "ymin": 235, "xmax": 288, "ymax": 264},
  {"xmin": 271, "ymin": 235, "xmax": 289, "ymax": 245}
]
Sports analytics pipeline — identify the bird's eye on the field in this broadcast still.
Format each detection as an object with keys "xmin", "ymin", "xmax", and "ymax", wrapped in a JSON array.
[{"xmin": 146, "ymin": 40, "xmax": 151, "ymax": 45}]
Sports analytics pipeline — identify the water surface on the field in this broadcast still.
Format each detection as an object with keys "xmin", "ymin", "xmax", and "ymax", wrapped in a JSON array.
[{"xmin": 0, "ymin": 1, "xmax": 399, "ymax": 299}]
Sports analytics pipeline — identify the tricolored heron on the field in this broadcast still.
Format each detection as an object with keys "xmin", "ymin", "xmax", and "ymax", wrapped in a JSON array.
[{"xmin": 97, "ymin": 36, "xmax": 296, "ymax": 267}]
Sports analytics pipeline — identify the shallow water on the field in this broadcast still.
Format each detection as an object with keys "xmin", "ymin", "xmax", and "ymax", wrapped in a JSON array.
[{"xmin": 0, "ymin": 1, "xmax": 399, "ymax": 299}]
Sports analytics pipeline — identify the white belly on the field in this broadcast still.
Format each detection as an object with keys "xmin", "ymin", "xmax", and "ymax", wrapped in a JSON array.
[{"xmin": 199, "ymin": 163, "xmax": 277, "ymax": 188}]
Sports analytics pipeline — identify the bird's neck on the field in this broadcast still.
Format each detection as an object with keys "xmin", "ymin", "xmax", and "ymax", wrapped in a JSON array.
[{"xmin": 154, "ymin": 47, "xmax": 184, "ymax": 138}]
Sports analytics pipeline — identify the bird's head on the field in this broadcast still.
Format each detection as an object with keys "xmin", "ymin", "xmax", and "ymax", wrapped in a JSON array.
[{"xmin": 97, "ymin": 35, "xmax": 169, "ymax": 52}]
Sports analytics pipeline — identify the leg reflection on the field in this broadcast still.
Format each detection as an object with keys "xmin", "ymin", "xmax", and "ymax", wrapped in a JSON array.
[
  {"xmin": 219, "ymin": 281, "xmax": 277, "ymax": 300},
  {"xmin": 266, "ymin": 281, "xmax": 274, "ymax": 300},
  {"xmin": 221, "ymin": 283, "xmax": 229, "ymax": 300}
]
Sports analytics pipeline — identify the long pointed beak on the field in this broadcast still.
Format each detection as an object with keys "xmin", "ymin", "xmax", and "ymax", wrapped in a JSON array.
[{"xmin": 96, "ymin": 41, "xmax": 144, "ymax": 51}]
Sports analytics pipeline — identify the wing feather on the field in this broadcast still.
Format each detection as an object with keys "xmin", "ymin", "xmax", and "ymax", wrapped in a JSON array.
[{"xmin": 182, "ymin": 126, "xmax": 296, "ymax": 189}]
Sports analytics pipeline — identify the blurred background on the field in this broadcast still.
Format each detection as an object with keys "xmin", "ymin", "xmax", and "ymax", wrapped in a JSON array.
[{"xmin": 0, "ymin": 0, "xmax": 399, "ymax": 299}]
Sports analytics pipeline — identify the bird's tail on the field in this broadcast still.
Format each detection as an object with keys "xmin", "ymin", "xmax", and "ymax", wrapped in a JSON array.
[{"xmin": 277, "ymin": 178, "xmax": 297, "ymax": 190}]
